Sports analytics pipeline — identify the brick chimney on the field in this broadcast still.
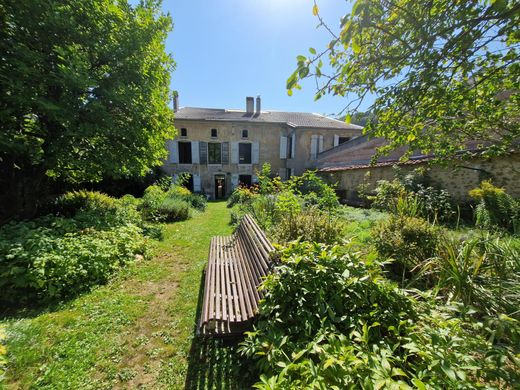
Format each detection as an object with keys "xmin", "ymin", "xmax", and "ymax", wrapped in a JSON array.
[
  {"xmin": 246, "ymin": 96, "xmax": 254, "ymax": 115},
  {"xmin": 173, "ymin": 94, "xmax": 179, "ymax": 112},
  {"xmin": 256, "ymin": 96, "xmax": 261, "ymax": 115}
]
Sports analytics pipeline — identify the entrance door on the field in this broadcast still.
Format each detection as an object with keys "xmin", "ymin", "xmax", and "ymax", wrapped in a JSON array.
[{"xmin": 214, "ymin": 175, "xmax": 226, "ymax": 199}]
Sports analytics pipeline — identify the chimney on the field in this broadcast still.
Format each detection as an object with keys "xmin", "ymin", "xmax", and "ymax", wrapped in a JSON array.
[
  {"xmin": 256, "ymin": 95, "xmax": 261, "ymax": 115},
  {"xmin": 246, "ymin": 96, "xmax": 254, "ymax": 115},
  {"xmin": 173, "ymin": 93, "xmax": 179, "ymax": 112}
]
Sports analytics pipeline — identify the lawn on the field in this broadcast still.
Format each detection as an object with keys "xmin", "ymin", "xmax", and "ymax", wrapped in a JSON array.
[{"xmin": 1, "ymin": 202, "xmax": 248, "ymax": 389}]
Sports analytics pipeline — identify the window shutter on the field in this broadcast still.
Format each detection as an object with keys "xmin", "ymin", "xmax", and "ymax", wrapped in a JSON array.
[
  {"xmin": 191, "ymin": 141, "xmax": 199, "ymax": 164},
  {"xmin": 231, "ymin": 142, "xmax": 239, "ymax": 164},
  {"xmin": 168, "ymin": 140, "xmax": 178, "ymax": 163},
  {"xmin": 193, "ymin": 174, "xmax": 201, "ymax": 192},
  {"xmin": 252, "ymin": 142, "xmax": 260, "ymax": 164},
  {"xmin": 310, "ymin": 135, "xmax": 318, "ymax": 160},
  {"xmin": 172, "ymin": 174, "xmax": 179, "ymax": 184},
  {"xmin": 222, "ymin": 142, "xmax": 229, "ymax": 164},
  {"xmin": 199, "ymin": 142, "xmax": 208, "ymax": 164},
  {"xmin": 334, "ymin": 134, "xmax": 339, "ymax": 147},
  {"xmin": 231, "ymin": 174, "xmax": 239, "ymax": 189},
  {"xmin": 318, "ymin": 135, "xmax": 324, "ymax": 153},
  {"xmin": 252, "ymin": 174, "xmax": 258, "ymax": 184},
  {"xmin": 279, "ymin": 136, "xmax": 288, "ymax": 159},
  {"xmin": 291, "ymin": 133, "xmax": 296, "ymax": 158}
]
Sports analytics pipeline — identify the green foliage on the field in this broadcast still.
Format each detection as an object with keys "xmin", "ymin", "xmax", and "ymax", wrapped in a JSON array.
[
  {"xmin": 156, "ymin": 198, "xmax": 191, "ymax": 222},
  {"xmin": 241, "ymin": 243, "xmax": 508, "ymax": 388},
  {"xmin": 0, "ymin": 0, "xmax": 175, "ymax": 182},
  {"xmin": 289, "ymin": 0, "xmax": 520, "ymax": 160},
  {"xmin": 0, "ymin": 217, "xmax": 148, "ymax": 305},
  {"xmin": 372, "ymin": 178, "xmax": 455, "ymax": 223},
  {"xmin": 272, "ymin": 207, "xmax": 345, "ymax": 245},
  {"xmin": 417, "ymin": 236, "xmax": 520, "ymax": 319},
  {"xmin": 227, "ymin": 185, "xmax": 258, "ymax": 208},
  {"xmin": 373, "ymin": 215, "xmax": 442, "ymax": 282},
  {"xmin": 469, "ymin": 180, "xmax": 520, "ymax": 234},
  {"xmin": 185, "ymin": 193, "xmax": 207, "ymax": 211},
  {"xmin": 256, "ymin": 163, "xmax": 283, "ymax": 195},
  {"xmin": 231, "ymin": 170, "xmax": 342, "ymax": 244}
]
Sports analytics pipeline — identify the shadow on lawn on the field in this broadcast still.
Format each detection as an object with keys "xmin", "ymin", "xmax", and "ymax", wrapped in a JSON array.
[{"xmin": 185, "ymin": 272, "xmax": 256, "ymax": 390}]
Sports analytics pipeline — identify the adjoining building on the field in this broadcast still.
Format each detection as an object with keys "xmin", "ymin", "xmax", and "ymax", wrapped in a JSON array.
[
  {"xmin": 163, "ymin": 96, "xmax": 362, "ymax": 199},
  {"xmin": 316, "ymin": 135, "xmax": 520, "ymax": 203}
]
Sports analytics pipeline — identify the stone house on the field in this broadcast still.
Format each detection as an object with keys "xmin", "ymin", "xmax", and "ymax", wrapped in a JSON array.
[
  {"xmin": 163, "ymin": 96, "xmax": 362, "ymax": 199},
  {"xmin": 317, "ymin": 135, "xmax": 520, "ymax": 203}
]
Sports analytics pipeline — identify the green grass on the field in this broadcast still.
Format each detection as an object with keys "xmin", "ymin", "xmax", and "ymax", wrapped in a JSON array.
[{"xmin": 1, "ymin": 202, "xmax": 248, "ymax": 389}]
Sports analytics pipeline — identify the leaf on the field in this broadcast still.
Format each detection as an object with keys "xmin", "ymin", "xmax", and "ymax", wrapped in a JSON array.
[
  {"xmin": 345, "ymin": 113, "xmax": 352, "ymax": 124},
  {"xmin": 309, "ymin": 47, "xmax": 317, "ymax": 55},
  {"xmin": 312, "ymin": 4, "xmax": 319, "ymax": 16}
]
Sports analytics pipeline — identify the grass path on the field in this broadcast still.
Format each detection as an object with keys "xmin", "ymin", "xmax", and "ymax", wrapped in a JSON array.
[{"xmin": 1, "ymin": 202, "xmax": 248, "ymax": 389}]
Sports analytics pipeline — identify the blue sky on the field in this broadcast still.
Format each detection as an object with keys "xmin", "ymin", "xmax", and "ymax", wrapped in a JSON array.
[{"xmin": 151, "ymin": 0, "xmax": 371, "ymax": 117}]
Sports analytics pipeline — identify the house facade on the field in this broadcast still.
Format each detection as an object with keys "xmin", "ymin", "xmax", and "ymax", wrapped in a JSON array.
[{"xmin": 162, "ymin": 96, "xmax": 362, "ymax": 199}]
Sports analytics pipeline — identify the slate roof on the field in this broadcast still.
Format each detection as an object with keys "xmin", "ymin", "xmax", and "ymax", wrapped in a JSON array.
[{"xmin": 174, "ymin": 107, "xmax": 363, "ymax": 130}]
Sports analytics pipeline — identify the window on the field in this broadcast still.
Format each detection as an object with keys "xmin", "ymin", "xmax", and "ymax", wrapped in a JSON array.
[
  {"xmin": 239, "ymin": 175, "xmax": 252, "ymax": 187},
  {"xmin": 242, "ymin": 129, "xmax": 248, "ymax": 138},
  {"xmin": 178, "ymin": 141, "xmax": 192, "ymax": 164},
  {"xmin": 339, "ymin": 136, "xmax": 350, "ymax": 145},
  {"xmin": 180, "ymin": 128, "xmax": 187, "ymax": 137},
  {"xmin": 287, "ymin": 136, "xmax": 293, "ymax": 158},
  {"xmin": 211, "ymin": 128, "xmax": 218, "ymax": 138},
  {"xmin": 239, "ymin": 143, "xmax": 252, "ymax": 164},
  {"xmin": 208, "ymin": 142, "xmax": 222, "ymax": 164}
]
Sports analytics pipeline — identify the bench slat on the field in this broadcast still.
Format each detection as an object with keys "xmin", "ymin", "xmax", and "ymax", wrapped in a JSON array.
[{"xmin": 199, "ymin": 215, "xmax": 274, "ymax": 336}]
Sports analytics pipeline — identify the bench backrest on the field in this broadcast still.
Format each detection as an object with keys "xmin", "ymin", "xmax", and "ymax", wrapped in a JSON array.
[{"xmin": 235, "ymin": 214, "xmax": 275, "ymax": 284}]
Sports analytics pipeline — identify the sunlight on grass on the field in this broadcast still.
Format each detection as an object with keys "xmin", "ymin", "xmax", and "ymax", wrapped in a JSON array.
[{"xmin": 1, "ymin": 202, "xmax": 239, "ymax": 389}]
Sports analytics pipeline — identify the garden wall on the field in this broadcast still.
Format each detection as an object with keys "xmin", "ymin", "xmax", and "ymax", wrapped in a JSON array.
[{"xmin": 322, "ymin": 153, "xmax": 520, "ymax": 203}]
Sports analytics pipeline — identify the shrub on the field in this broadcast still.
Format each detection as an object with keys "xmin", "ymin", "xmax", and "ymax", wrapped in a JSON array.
[
  {"xmin": 227, "ymin": 185, "xmax": 258, "ymax": 208},
  {"xmin": 372, "ymin": 179, "xmax": 454, "ymax": 223},
  {"xmin": 371, "ymin": 179, "xmax": 407, "ymax": 211},
  {"xmin": 240, "ymin": 243, "xmax": 501, "ymax": 388},
  {"xmin": 272, "ymin": 207, "xmax": 345, "ymax": 244},
  {"xmin": 373, "ymin": 215, "xmax": 442, "ymax": 282},
  {"xmin": 414, "ymin": 184, "xmax": 455, "ymax": 223},
  {"xmin": 0, "ymin": 220, "xmax": 148, "ymax": 305},
  {"xmin": 156, "ymin": 198, "xmax": 191, "ymax": 222},
  {"xmin": 55, "ymin": 190, "xmax": 117, "ymax": 217},
  {"xmin": 185, "ymin": 193, "xmax": 207, "ymax": 211},
  {"xmin": 469, "ymin": 180, "xmax": 520, "ymax": 234}
]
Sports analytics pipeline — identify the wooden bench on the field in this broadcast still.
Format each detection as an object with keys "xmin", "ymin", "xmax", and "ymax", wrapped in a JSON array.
[{"xmin": 199, "ymin": 214, "xmax": 275, "ymax": 337}]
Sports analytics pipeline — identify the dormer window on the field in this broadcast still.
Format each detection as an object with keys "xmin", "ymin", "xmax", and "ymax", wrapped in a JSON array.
[
  {"xmin": 180, "ymin": 128, "xmax": 187, "ymax": 137},
  {"xmin": 242, "ymin": 129, "xmax": 248, "ymax": 138},
  {"xmin": 211, "ymin": 128, "xmax": 218, "ymax": 138}
]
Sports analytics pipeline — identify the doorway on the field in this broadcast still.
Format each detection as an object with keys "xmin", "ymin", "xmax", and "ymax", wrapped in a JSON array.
[{"xmin": 214, "ymin": 175, "xmax": 226, "ymax": 199}]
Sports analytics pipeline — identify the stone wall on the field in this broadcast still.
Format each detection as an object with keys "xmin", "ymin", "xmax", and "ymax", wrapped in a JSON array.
[{"xmin": 322, "ymin": 153, "xmax": 520, "ymax": 203}]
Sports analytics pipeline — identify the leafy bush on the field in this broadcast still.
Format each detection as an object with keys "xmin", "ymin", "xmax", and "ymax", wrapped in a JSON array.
[
  {"xmin": 55, "ymin": 190, "xmax": 117, "ymax": 216},
  {"xmin": 469, "ymin": 180, "xmax": 520, "ymax": 234},
  {"xmin": 371, "ymin": 179, "xmax": 407, "ymax": 211},
  {"xmin": 272, "ymin": 207, "xmax": 345, "ymax": 244},
  {"xmin": 0, "ymin": 219, "xmax": 148, "ymax": 305},
  {"xmin": 185, "ymin": 193, "xmax": 207, "ymax": 211},
  {"xmin": 240, "ymin": 243, "xmax": 507, "ymax": 388},
  {"xmin": 372, "ymin": 179, "xmax": 454, "ymax": 223},
  {"xmin": 227, "ymin": 185, "xmax": 258, "ymax": 208},
  {"xmin": 156, "ymin": 198, "xmax": 191, "ymax": 222},
  {"xmin": 373, "ymin": 215, "xmax": 442, "ymax": 282}
]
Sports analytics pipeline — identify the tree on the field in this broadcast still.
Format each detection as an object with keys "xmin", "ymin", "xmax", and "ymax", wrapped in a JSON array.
[
  {"xmin": 288, "ymin": 0, "xmax": 519, "ymax": 160},
  {"xmin": 0, "ymin": 0, "xmax": 175, "ymax": 220}
]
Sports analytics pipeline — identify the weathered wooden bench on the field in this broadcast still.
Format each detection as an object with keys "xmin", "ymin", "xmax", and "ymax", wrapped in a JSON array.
[{"xmin": 199, "ymin": 214, "xmax": 275, "ymax": 337}]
